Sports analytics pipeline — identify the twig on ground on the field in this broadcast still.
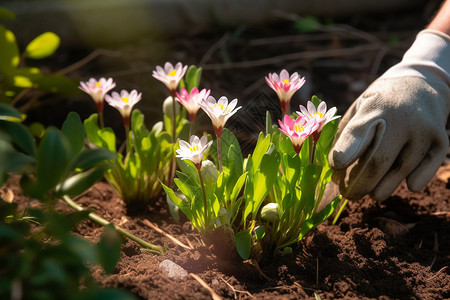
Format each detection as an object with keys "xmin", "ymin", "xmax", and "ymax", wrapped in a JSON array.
[
  {"xmin": 426, "ymin": 266, "xmax": 448, "ymax": 282},
  {"xmin": 142, "ymin": 219, "xmax": 193, "ymax": 250},
  {"xmin": 220, "ymin": 277, "xmax": 253, "ymax": 299},
  {"xmin": 189, "ymin": 273, "xmax": 222, "ymax": 300}
]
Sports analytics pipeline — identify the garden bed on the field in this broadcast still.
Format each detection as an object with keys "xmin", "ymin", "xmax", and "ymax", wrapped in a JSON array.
[{"xmin": 7, "ymin": 164, "xmax": 450, "ymax": 299}]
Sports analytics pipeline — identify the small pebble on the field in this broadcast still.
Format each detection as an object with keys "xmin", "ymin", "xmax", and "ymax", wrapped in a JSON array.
[{"xmin": 159, "ymin": 259, "xmax": 188, "ymax": 279}]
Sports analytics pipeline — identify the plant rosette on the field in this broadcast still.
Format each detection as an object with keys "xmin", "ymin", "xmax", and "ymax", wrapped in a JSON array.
[{"xmin": 261, "ymin": 95, "xmax": 342, "ymax": 257}]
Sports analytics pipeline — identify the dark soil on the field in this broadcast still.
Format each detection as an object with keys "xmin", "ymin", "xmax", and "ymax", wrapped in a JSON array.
[{"xmin": 6, "ymin": 165, "xmax": 450, "ymax": 299}]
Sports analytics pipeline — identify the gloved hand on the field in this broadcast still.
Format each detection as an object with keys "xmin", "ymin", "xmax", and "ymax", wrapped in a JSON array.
[{"xmin": 329, "ymin": 30, "xmax": 450, "ymax": 202}]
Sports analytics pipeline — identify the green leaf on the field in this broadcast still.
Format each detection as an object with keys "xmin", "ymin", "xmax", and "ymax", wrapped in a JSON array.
[
  {"xmin": 0, "ymin": 103, "xmax": 22, "ymax": 121},
  {"xmin": 294, "ymin": 16, "xmax": 322, "ymax": 33},
  {"xmin": 0, "ymin": 7, "xmax": 16, "ymax": 20},
  {"xmin": 299, "ymin": 164, "xmax": 322, "ymax": 216},
  {"xmin": 161, "ymin": 182, "xmax": 193, "ymax": 220},
  {"xmin": 56, "ymin": 166, "xmax": 110, "ymax": 197},
  {"xmin": 36, "ymin": 127, "xmax": 72, "ymax": 192},
  {"xmin": 234, "ymin": 229, "xmax": 252, "ymax": 260},
  {"xmin": 184, "ymin": 65, "xmax": 202, "ymax": 91},
  {"xmin": 298, "ymin": 195, "xmax": 341, "ymax": 240},
  {"xmin": 229, "ymin": 172, "xmax": 247, "ymax": 203},
  {"xmin": 9, "ymin": 67, "xmax": 42, "ymax": 88},
  {"xmin": 0, "ymin": 120, "xmax": 36, "ymax": 156},
  {"xmin": 254, "ymin": 225, "xmax": 265, "ymax": 240},
  {"xmin": 0, "ymin": 25, "xmax": 19, "ymax": 71},
  {"xmin": 24, "ymin": 32, "xmax": 60, "ymax": 59},
  {"xmin": 97, "ymin": 224, "xmax": 122, "ymax": 274},
  {"xmin": 72, "ymin": 148, "xmax": 116, "ymax": 170},
  {"xmin": 35, "ymin": 74, "xmax": 79, "ymax": 96},
  {"xmin": 265, "ymin": 110, "xmax": 273, "ymax": 136},
  {"xmin": 0, "ymin": 139, "xmax": 34, "ymax": 185},
  {"xmin": 248, "ymin": 132, "xmax": 271, "ymax": 174},
  {"xmin": 62, "ymin": 112, "xmax": 85, "ymax": 155}
]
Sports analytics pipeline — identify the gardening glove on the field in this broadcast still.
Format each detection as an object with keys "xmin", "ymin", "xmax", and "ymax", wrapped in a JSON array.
[{"xmin": 329, "ymin": 29, "xmax": 450, "ymax": 202}]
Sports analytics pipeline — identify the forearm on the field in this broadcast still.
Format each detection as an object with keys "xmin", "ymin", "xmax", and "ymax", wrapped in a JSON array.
[{"xmin": 427, "ymin": 0, "xmax": 450, "ymax": 36}]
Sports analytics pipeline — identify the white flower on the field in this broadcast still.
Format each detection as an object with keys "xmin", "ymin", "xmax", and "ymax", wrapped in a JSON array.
[
  {"xmin": 152, "ymin": 62, "xmax": 188, "ymax": 92},
  {"xmin": 176, "ymin": 87, "xmax": 211, "ymax": 121},
  {"xmin": 200, "ymin": 96, "xmax": 241, "ymax": 137},
  {"xmin": 104, "ymin": 89, "xmax": 142, "ymax": 124},
  {"xmin": 79, "ymin": 77, "xmax": 116, "ymax": 110},
  {"xmin": 296, "ymin": 101, "xmax": 340, "ymax": 133},
  {"xmin": 265, "ymin": 70, "xmax": 306, "ymax": 114},
  {"xmin": 176, "ymin": 135, "xmax": 213, "ymax": 167}
]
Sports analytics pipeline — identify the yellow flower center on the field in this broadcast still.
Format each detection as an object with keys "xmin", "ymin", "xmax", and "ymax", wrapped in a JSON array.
[
  {"xmin": 168, "ymin": 70, "xmax": 177, "ymax": 76},
  {"xmin": 214, "ymin": 103, "xmax": 224, "ymax": 110},
  {"xmin": 190, "ymin": 145, "xmax": 199, "ymax": 153},
  {"xmin": 282, "ymin": 79, "xmax": 290, "ymax": 85},
  {"xmin": 294, "ymin": 124, "xmax": 304, "ymax": 133},
  {"xmin": 96, "ymin": 82, "xmax": 101, "ymax": 88},
  {"xmin": 312, "ymin": 112, "xmax": 324, "ymax": 118},
  {"xmin": 121, "ymin": 97, "xmax": 129, "ymax": 103}
]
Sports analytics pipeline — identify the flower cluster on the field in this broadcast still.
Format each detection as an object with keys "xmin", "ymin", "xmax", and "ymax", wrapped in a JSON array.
[
  {"xmin": 77, "ymin": 62, "xmax": 343, "ymax": 261},
  {"xmin": 278, "ymin": 100, "xmax": 340, "ymax": 154}
]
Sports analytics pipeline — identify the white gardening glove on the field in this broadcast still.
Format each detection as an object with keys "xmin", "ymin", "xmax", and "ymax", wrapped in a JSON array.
[{"xmin": 329, "ymin": 30, "xmax": 450, "ymax": 202}]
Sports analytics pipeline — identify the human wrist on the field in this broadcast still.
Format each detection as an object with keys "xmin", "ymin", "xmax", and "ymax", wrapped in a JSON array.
[{"xmin": 382, "ymin": 30, "xmax": 450, "ymax": 87}]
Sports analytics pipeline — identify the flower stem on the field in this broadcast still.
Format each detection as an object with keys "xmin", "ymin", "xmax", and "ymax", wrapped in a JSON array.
[
  {"xmin": 98, "ymin": 111, "xmax": 105, "ymax": 129},
  {"xmin": 309, "ymin": 139, "xmax": 317, "ymax": 165},
  {"xmin": 189, "ymin": 121, "xmax": 194, "ymax": 138},
  {"xmin": 196, "ymin": 166, "xmax": 208, "ymax": 229},
  {"xmin": 169, "ymin": 91, "xmax": 178, "ymax": 186},
  {"xmin": 169, "ymin": 91, "xmax": 177, "ymax": 143},
  {"xmin": 62, "ymin": 195, "xmax": 164, "ymax": 253},
  {"xmin": 217, "ymin": 136, "xmax": 223, "ymax": 173}
]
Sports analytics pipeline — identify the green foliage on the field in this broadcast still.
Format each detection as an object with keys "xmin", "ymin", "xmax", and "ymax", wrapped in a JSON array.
[
  {"xmin": 85, "ymin": 109, "xmax": 177, "ymax": 203},
  {"xmin": 263, "ymin": 96, "xmax": 341, "ymax": 256},
  {"xmin": 294, "ymin": 16, "xmax": 322, "ymax": 33},
  {"xmin": 0, "ymin": 103, "xmax": 132, "ymax": 299},
  {"xmin": 0, "ymin": 8, "xmax": 78, "ymax": 106},
  {"xmin": 179, "ymin": 65, "xmax": 202, "ymax": 92},
  {"xmin": 0, "ymin": 201, "xmax": 134, "ymax": 300},
  {"xmin": 24, "ymin": 32, "xmax": 60, "ymax": 59},
  {"xmin": 0, "ymin": 105, "xmax": 115, "ymax": 201}
]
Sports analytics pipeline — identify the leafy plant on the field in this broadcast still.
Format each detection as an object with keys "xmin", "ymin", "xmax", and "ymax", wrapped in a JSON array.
[
  {"xmin": 84, "ymin": 108, "xmax": 185, "ymax": 203},
  {"xmin": 0, "ymin": 104, "xmax": 138, "ymax": 299},
  {"xmin": 0, "ymin": 198, "xmax": 135, "ymax": 299},
  {"xmin": 0, "ymin": 7, "xmax": 78, "ymax": 108}
]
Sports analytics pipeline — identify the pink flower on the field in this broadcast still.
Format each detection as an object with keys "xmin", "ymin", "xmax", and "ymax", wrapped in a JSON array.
[
  {"xmin": 278, "ymin": 114, "xmax": 319, "ymax": 154},
  {"xmin": 176, "ymin": 135, "xmax": 213, "ymax": 168},
  {"xmin": 105, "ymin": 90, "xmax": 142, "ymax": 127},
  {"xmin": 152, "ymin": 62, "xmax": 188, "ymax": 92},
  {"xmin": 296, "ymin": 101, "xmax": 340, "ymax": 141},
  {"xmin": 265, "ymin": 70, "xmax": 306, "ymax": 114},
  {"xmin": 176, "ymin": 87, "xmax": 211, "ymax": 122},
  {"xmin": 200, "ymin": 96, "xmax": 241, "ymax": 138},
  {"xmin": 79, "ymin": 77, "xmax": 116, "ymax": 113}
]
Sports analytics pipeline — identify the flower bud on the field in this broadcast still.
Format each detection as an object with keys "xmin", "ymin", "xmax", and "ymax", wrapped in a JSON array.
[
  {"xmin": 162, "ymin": 96, "xmax": 180, "ymax": 117},
  {"xmin": 201, "ymin": 160, "xmax": 218, "ymax": 186},
  {"xmin": 261, "ymin": 203, "xmax": 279, "ymax": 223},
  {"xmin": 151, "ymin": 121, "xmax": 163, "ymax": 135}
]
